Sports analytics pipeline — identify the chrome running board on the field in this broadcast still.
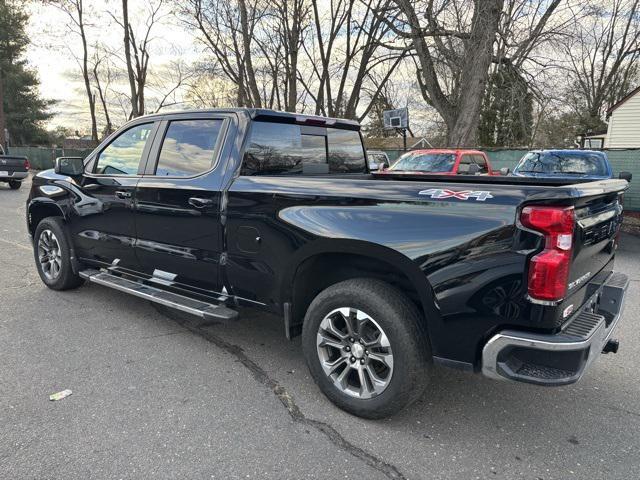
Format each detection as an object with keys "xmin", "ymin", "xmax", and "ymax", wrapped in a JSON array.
[{"xmin": 79, "ymin": 269, "xmax": 238, "ymax": 321}]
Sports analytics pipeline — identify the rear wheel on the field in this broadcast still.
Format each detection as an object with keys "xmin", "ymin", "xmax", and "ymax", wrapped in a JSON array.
[
  {"xmin": 33, "ymin": 217, "xmax": 84, "ymax": 290},
  {"xmin": 302, "ymin": 278, "xmax": 431, "ymax": 419},
  {"xmin": 8, "ymin": 180, "xmax": 21, "ymax": 190}
]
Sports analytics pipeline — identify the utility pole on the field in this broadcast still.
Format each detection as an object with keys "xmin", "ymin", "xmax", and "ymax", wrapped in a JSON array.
[{"xmin": 0, "ymin": 71, "xmax": 6, "ymax": 150}]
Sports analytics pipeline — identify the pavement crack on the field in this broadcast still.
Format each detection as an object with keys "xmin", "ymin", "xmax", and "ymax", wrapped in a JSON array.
[
  {"xmin": 140, "ymin": 330, "xmax": 187, "ymax": 340},
  {"xmin": 153, "ymin": 304, "xmax": 407, "ymax": 480}
]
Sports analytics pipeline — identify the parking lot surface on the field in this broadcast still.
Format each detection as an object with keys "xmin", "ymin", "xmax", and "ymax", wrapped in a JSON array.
[{"xmin": 2, "ymin": 177, "xmax": 639, "ymax": 479}]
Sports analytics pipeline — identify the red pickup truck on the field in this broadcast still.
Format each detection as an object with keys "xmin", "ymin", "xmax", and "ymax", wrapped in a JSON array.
[{"xmin": 381, "ymin": 149, "xmax": 500, "ymax": 176}]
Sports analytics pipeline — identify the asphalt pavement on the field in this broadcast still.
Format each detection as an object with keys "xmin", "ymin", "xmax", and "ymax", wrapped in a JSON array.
[{"xmin": 1, "ymin": 177, "xmax": 639, "ymax": 479}]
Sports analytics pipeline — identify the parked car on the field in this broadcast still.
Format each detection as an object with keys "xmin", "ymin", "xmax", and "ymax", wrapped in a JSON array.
[
  {"xmin": 382, "ymin": 149, "xmax": 500, "ymax": 175},
  {"xmin": 27, "ymin": 109, "xmax": 629, "ymax": 418},
  {"xmin": 367, "ymin": 150, "xmax": 390, "ymax": 171},
  {"xmin": 0, "ymin": 145, "xmax": 30, "ymax": 190},
  {"xmin": 513, "ymin": 149, "xmax": 632, "ymax": 181}
]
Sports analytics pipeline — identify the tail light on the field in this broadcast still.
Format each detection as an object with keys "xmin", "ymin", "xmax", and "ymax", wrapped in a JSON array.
[
  {"xmin": 520, "ymin": 206, "xmax": 575, "ymax": 302},
  {"xmin": 24, "ymin": 158, "xmax": 30, "ymax": 170}
]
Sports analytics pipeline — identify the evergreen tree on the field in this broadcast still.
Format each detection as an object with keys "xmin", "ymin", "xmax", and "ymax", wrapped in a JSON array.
[
  {"xmin": 0, "ymin": 0, "xmax": 52, "ymax": 146},
  {"xmin": 479, "ymin": 65, "xmax": 533, "ymax": 147}
]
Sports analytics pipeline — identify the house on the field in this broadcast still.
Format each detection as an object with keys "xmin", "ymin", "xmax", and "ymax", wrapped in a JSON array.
[
  {"xmin": 581, "ymin": 86, "xmax": 640, "ymax": 149},
  {"xmin": 605, "ymin": 86, "xmax": 640, "ymax": 148}
]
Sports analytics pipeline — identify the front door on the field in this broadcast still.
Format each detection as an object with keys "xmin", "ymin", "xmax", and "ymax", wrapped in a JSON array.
[
  {"xmin": 71, "ymin": 121, "xmax": 157, "ymax": 271},
  {"xmin": 134, "ymin": 115, "xmax": 229, "ymax": 294}
]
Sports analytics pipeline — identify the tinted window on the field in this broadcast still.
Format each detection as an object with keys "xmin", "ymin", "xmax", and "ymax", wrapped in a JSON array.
[
  {"xmin": 390, "ymin": 152, "xmax": 456, "ymax": 172},
  {"xmin": 241, "ymin": 121, "xmax": 365, "ymax": 175},
  {"xmin": 242, "ymin": 122, "xmax": 327, "ymax": 175},
  {"xmin": 327, "ymin": 128, "xmax": 366, "ymax": 173},
  {"xmin": 95, "ymin": 123, "xmax": 153, "ymax": 175},
  {"xmin": 155, "ymin": 119, "xmax": 224, "ymax": 177}
]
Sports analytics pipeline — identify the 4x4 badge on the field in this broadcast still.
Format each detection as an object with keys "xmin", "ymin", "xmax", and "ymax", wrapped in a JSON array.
[{"xmin": 418, "ymin": 188, "xmax": 494, "ymax": 201}]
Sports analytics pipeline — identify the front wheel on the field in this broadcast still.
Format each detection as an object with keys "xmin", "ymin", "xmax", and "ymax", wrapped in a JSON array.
[
  {"xmin": 33, "ymin": 217, "xmax": 84, "ymax": 290},
  {"xmin": 302, "ymin": 278, "xmax": 431, "ymax": 419}
]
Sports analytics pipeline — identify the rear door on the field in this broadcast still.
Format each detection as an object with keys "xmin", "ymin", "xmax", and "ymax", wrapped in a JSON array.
[
  {"xmin": 133, "ymin": 113, "xmax": 231, "ymax": 294},
  {"xmin": 71, "ymin": 121, "xmax": 158, "ymax": 270}
]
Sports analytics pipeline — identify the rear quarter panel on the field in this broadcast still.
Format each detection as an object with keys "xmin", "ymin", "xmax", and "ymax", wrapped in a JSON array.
[{"xmin": 225, "ymin": 176, "xmax": 546, "ymax": 364}]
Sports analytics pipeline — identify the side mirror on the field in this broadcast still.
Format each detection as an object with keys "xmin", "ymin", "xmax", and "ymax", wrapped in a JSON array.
[
  {"xmin": 467, "ymin": 163, "xmax": 480, "ymax": 175},
  {"xmin": 619, "ymin": 171, "xmax": 632, "ymax": 182},
  {"xmin": 379, "ymin": 162, "xmax": 388, "ymax": 172},
  {"xmin": 500, "ymin": 167, "xmax": 510, "ymax": 176},
  {"xmin": 55, "ymin": 157, "xmax": 84, "ymax": 176}
]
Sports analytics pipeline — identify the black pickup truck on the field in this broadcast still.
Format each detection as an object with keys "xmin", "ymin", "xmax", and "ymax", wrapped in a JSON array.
[
  {"xmin": 26, "ymin": 109, "xmax": 629, "ymax": 418},
  {"xmin": 0, "ymin": 145, "xmax": 30, "ymax": 189}
]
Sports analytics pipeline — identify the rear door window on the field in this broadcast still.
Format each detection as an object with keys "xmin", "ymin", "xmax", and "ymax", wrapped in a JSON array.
[{"xmin": 154, "ymin": 119, "xmax": 224, "ymax": 177}]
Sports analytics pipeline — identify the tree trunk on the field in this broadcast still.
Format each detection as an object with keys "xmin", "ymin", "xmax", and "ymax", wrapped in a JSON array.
[
  {"xmin": 238, "ymin": 0, "xmax": 262, "ymax": 108},
  {"xmin": 123, "ymin": 0, "xmax": 139, "ymax": 118},
  {"xmin": 77, "ymin": 2, "xmax": 98, "ymax": 142},
  {"xmin": 0, "ymin": 70, "xmax": 6, "ymax": 149},
  {"xmin": 445, "ymin": 0, "xmax": 503, "ymax": 147},
  {"xmin": 93, "ymin": 63, "xmax": 112, "ymax": 137}
]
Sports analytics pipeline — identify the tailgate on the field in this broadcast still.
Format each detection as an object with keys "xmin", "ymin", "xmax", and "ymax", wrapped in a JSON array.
[
  {"xmin": 0, "ymin": 155, "xmax": 29, "ymax": 172},
  {"xmin": 569, "ymin": 189, "xmax": 624, "ymax": 294}
]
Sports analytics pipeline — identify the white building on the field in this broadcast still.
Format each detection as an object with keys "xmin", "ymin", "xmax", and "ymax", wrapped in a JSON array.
[
  {"xmin": 583, "ymin": 86, "xmax": 640, "ymax": 149},
  {"xmin": 606, "ymin": 86, "xmax": 640, "ymax": 148}
]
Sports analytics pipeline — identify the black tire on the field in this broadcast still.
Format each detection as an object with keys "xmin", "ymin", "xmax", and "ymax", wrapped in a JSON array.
[
  {"xmin": 33, "ymin": 217, "xmax": 84, "ymax": 290},
  {"xmin": 302, "ymin": 278, "xmax": 431, "ymax": 419},
  {"xmin": 8, "ymin": 180, "xmax": 21, "ymax": 190}
]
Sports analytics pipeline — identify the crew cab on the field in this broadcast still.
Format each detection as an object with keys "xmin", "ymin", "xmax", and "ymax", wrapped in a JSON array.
[
  {"xmin": 383, "ymin": 149, "xmax": 499, "ymax": 175},
  {"xmin": 26, "ymin": 109, "xmax": 629, "ymax": 418},
  {"xmin": 0, "ymin": 145, "xmax": 29, "ymax": 189}
]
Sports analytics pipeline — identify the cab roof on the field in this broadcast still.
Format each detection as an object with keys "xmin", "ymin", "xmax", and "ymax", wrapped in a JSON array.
[{"xmin": 135, "ymin": 108, "xmax": 361, "ymax": 131}]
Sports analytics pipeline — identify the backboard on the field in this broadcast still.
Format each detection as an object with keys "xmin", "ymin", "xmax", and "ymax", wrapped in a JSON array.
[{"xmin": 383, "ymin": 108, "xmax": 409, "ymax": 129}]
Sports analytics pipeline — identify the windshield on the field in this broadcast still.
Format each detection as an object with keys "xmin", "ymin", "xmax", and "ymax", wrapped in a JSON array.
[
  {"xmin": 389, "ymin": 152, "xmax": 456, "ymax": 172},
  {"xmin": 515, "ymin": 152, "xmax": 608, "ymax": 176}
]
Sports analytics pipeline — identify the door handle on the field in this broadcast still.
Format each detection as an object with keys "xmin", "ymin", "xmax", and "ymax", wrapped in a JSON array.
[
  {"xmin": 115, "ymin": 190, "xmax": 132, "ymax": 199},
  {"xmin": 188, "ymin": 197, "xmax": 214, "ymax": 209}
]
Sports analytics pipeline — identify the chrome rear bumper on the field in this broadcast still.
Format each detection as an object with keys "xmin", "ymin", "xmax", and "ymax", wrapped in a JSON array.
[
  {"xmin": 0, "ymin": 171, "xmax": 28, "ymax": 180},
  {"xmin": 482, "ymin": 272, "xmax": 628, "ymax": 385}
]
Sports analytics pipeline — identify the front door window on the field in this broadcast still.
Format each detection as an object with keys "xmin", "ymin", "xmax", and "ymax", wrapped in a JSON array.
[{"xmin": 95, "ymin": 123, "xmax": 153, "ymax": 175}]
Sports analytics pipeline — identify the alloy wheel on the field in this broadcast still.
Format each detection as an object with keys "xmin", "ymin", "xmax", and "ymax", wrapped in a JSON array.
[
  {"xmin": 316, "ymin": 307, "xmax": 394, "ymax": 399},
  {"xmin": 38, "ymin": 229, "xmax": 62, "ymax": 281}
]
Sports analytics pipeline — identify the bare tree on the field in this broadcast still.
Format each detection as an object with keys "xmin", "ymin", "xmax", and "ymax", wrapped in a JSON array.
[
  {"xmin": 561, "ymin": 0, "xmax": 640, "ymax": 131},
  {"xmin": 299, "ymin": 0, "xmax": 406, "ymax": 121},
  {"xmin": 479, "ymin": 0, "xmax": 568, "ymax": 146},
  {"xmin": 115, "ymin": 0, "xmax": 166, "ymax": 118},
  {"xmin": 182, "ymin": 0, "xmax": 269, "ymax": 108},
  {"xmin": 263, "ymin": 0, "xmax": 309, "ymax": 111},
  {"xmin": 91, "ymin": 44, "xmax": 117, "ymax": 137},
  {"xmin": 50, "ymin": 0, "xmax": 98, "ymax": 141},
  {"xmin": 147, "ymin": 59, "xmax": 196, "ymax": 113},
  {"xmin": 378, "ymin": 0, "xmax": 504, "ymax": 146}
]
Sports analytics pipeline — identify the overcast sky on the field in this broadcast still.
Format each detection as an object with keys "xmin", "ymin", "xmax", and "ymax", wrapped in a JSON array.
[{"xmin": 26, "ymin": 1, "xmax": 200, "ymax": 132}]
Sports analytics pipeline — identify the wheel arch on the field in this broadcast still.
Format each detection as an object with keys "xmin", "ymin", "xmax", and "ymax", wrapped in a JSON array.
[
  {"xmin": 281, "ymin": 239, "xmax": 440, "ymax": 344},
  {"xmin": 27, "ymin": 198, "xmax": 67, "ymax": 236}
]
